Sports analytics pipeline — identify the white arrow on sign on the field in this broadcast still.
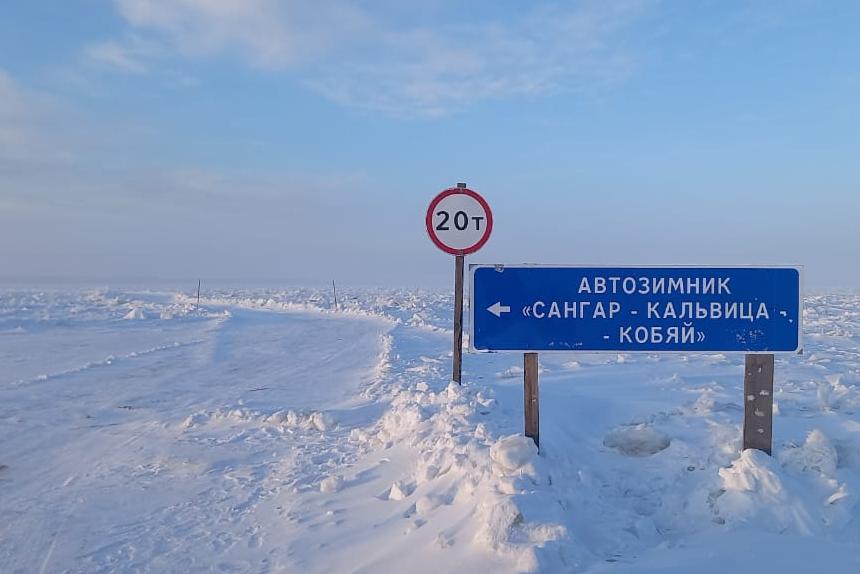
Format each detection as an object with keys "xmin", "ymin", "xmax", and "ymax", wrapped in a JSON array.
[{"xmin": 487, "ymin": 302, "xmax": 511, "ymax": 317}]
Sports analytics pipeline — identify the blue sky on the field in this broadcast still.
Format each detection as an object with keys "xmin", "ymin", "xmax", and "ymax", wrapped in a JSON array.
[{"xmin": 1, "ymin": 1, "xmax": 858, "ymax": 288}]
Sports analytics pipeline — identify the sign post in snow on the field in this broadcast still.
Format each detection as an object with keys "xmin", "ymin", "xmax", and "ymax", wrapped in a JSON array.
[
  {"xmin": 426, "ymin": 184, "xmax": 493, "ymax": 384},
  {"xmin": 523, "ymin": 352, "xmax": 540, "ymax": 449},
  {"xmin": 743, "ymin": 353, "xmax": 775, "ymax": 455},
  {"xmin": 470, "ymin": 265, "xmax": 802, "ymax": 452}
]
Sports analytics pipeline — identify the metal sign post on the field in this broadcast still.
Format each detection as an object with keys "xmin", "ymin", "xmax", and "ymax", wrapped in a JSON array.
[
  {"xmin": 743, "ymin": 353, "xmax": 775, "ymax": 454},
  {"xmin": 452, "ymin": 255, "xmax": 465, "ymax": 383},
  {"xmin": 426, "ymin": 184, "xmax": 493, "ymax": 384}
]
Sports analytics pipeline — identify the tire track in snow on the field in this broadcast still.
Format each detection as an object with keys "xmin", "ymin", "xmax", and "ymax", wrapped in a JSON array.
[{"xmin": 13, "ymin": 338, "xmax": 209, "ymax": 386}]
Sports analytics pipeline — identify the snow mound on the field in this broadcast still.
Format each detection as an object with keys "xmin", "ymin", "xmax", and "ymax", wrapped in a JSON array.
[
  {"xmin": 473, "ymin": 498, "xmax": 528, "ymax": 562},
  {"xmin": 816, "ymin": 375, "xmax": 860, "ymax": 413},
  {"xmin": 713, "ymin": 449, "xmax": 819, "ymax": 535},
  {"xmin": 311, "ymin": 411, "xmax": 335, "ymax": 432},
  {"xmin": 690, "ymin": 388, "xmax": 741, "ymax": 415},
  {"xmin": 719, "ymin": 450, "xmax": 785, "ymax": 501},
  {"xmin": 473, "ymin": 493, "xmax": 567, "ymax": 573},
  {"xmin": 490, "ymin": 435, "xmax": 537, "ymax": 472},
  {"xmin": 123, "ymin": 308, "xmax": 146, "ymax": 320},
  {"xmin": 181, "ymin": 408, "xmax": 337, "ymax": 432},
  {"xmin": 387, "ymin": 480, "xmax": 413, "ymax": 501},
  {"xmin": 779, "ymin": 429, "xmax": 839, "ymax": 476},
  {"xmin": 345, "ymin": 380, "xmax": 565, "ymax": 571},
  {"xmin": 320, "ymin": 475, "xmax": 343, "ymax": 493},
  {"xmin": 497, "ymin": 366, "xmax": 523, "ymax": 379},
  {"xmin": 604, "ymin": 424, "xmax": 671, "ymax": 457}
]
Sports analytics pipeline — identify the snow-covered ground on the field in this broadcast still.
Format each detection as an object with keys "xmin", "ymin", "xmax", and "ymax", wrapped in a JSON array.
[{"xmin": 1, "ymin": 288, "xmax": 859, "ymax": 573}]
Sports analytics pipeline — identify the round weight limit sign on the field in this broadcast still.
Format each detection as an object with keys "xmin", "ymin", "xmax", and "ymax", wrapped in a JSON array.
[{"xmin": 426, "ymin": 187, "xmax": 493, "ymax": 255}]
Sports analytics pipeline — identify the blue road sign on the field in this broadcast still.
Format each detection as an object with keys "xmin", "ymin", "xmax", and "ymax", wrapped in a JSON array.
[{"xmin": 470, "ymin": 266, "xmax": 801, "ymax": 353}]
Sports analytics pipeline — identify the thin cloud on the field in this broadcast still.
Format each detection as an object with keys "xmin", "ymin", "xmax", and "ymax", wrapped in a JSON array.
[
  {"xmin": 84, "ymin": 40, "xmax": 150, "ymax": 73},
  {"xmin": 105, "ymin": 0, "xmax": 652, "ymax": 116},
  {"xmin": 114, "ymin": 0, "xmax": 351, "ymax": 68},
  {"xmin": 0, "ymin": 68, "xmax": 362, "ymax": 217},
  {"xmin": 0, "ymin": 70, "xmax": 76, "ymax": 170}
]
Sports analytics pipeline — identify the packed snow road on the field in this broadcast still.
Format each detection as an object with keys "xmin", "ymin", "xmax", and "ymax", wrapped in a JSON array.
[{"xmin": 0, "ymin": 292, "xmax": 393, "ymax": 573}]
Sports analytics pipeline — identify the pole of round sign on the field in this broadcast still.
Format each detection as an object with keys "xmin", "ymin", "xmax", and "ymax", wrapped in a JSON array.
[
  {"xmin": 426, "ymin": 183, "xmax": 493, "ymax": 385},
  {"xmin": 453, "ymin": 256, "xmax": 465, "ymax": 384},
  {"xmin": 452, "ymin": 184, "xmax": 466, "ymax": 384}
]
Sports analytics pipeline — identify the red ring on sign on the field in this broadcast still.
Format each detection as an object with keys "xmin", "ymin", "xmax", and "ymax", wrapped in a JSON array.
[{"xmin": 425, "ymin": 187, "xmax": 493, "ymax": 256}]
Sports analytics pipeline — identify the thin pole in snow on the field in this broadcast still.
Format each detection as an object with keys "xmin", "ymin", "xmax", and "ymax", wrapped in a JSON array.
[
  {"xmin": 453, "ymin": 254, "xmax": 464, "ymax": 384},
  {"xmin": 524, "ymin": 352, "xmax": 540, "ymax": 451},
  {"xmin": 196, "ymin": 279, "xmax": 201, "ymax": 311},
  {"xmin": 332, "ymin": 280, "xmax": 339, "ymax": 311},
  {"xmin": 451, "ymin": 182, "xmax": 467, "ymax": 385}
]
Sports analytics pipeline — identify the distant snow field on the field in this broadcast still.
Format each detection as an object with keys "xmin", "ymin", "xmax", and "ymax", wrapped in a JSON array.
[{"xmin": 1, "ymin": 288, "xmax": 859, "ymax": 573}]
